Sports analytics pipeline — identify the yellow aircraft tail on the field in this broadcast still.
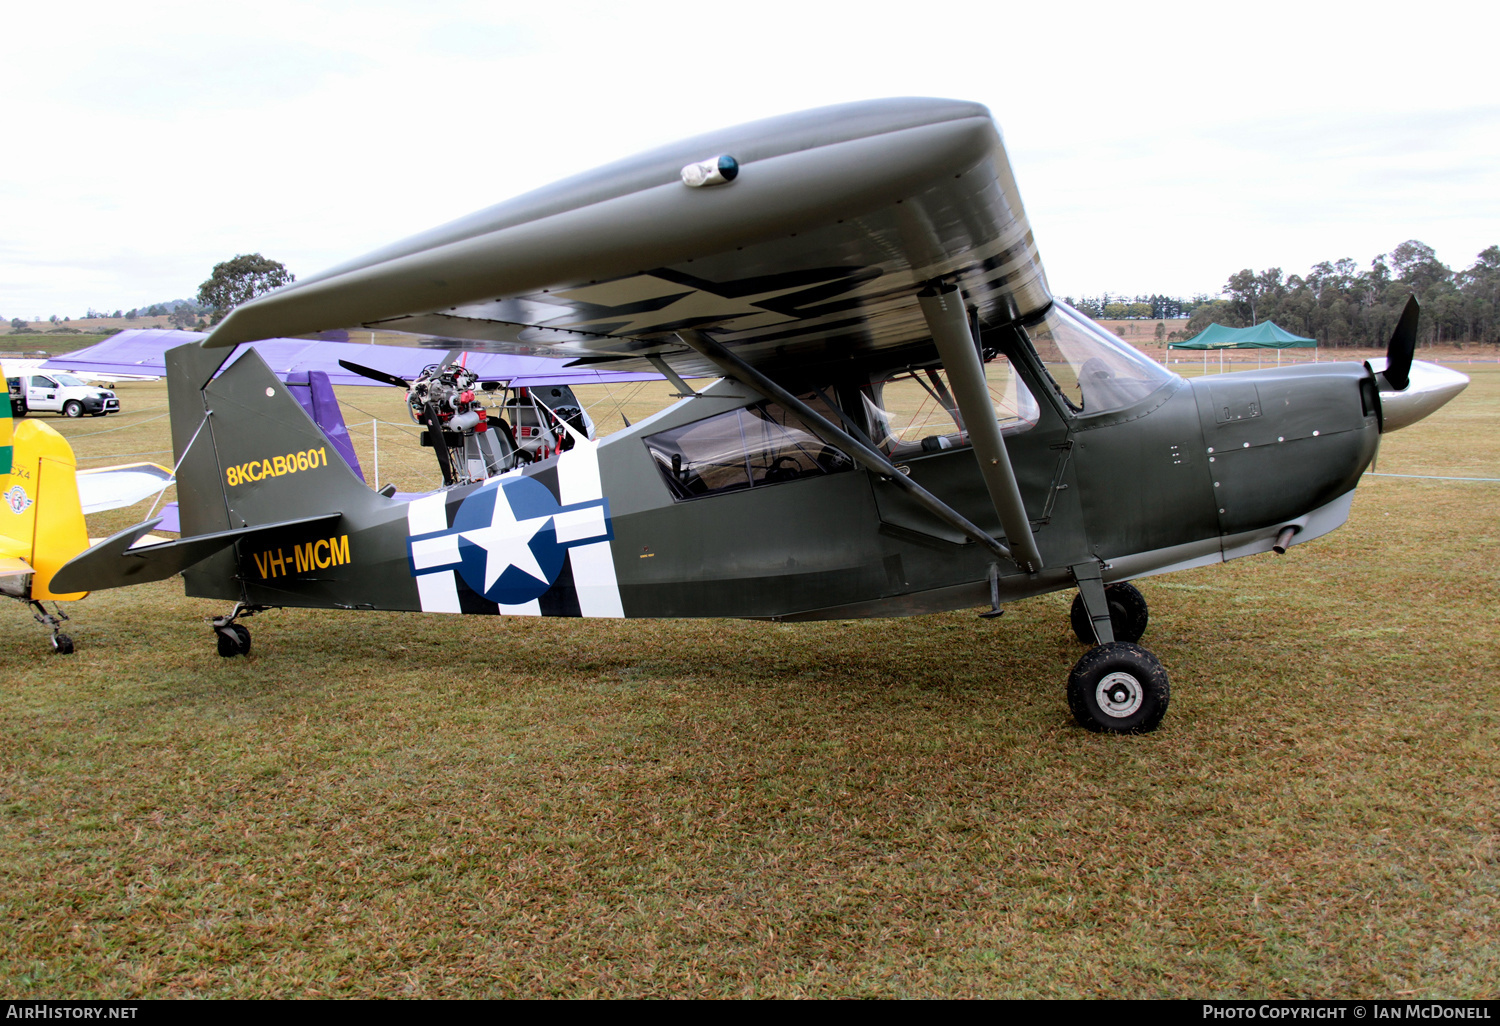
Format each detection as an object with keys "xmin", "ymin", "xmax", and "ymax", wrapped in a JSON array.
[{"xmin": 1, "ymin": 419, "xmax": 90, "ymax": 602}]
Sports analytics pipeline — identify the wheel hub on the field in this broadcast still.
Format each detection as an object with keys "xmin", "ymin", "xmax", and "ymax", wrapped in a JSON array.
[{"xmin": 1096, "ymin": 671, "xmax": 1143, "ymax": 718}]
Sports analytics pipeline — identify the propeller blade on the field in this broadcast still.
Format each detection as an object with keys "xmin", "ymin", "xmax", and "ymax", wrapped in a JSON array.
[
  {"xmin": 1382, "ymin": 295, "xmax": 1419, "ymax": 392},
  {"xmin": 338, "ymin": 359, "xmax": 411, "ymax": 390}
]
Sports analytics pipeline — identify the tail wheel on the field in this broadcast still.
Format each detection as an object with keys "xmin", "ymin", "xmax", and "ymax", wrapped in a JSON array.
[
  {"xmin": 1067, "ymin": 642, "xmax": 1169, "ymax": 734},
  {"xmin": 1070, "ymin": 582, "xmax": 1149, "ymax": 644},
  {"xmin": 215, "ymin": 624, "xmax": 251, "ymax": 658},
  {"xmin": 51, "ymin": 634, "xmax": 75, "ymax": 656}
]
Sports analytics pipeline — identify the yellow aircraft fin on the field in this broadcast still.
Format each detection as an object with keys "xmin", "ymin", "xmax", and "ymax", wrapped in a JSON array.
[{"xmin": 1, "ymin": 419, "xmax": 90, "ymax": 601}]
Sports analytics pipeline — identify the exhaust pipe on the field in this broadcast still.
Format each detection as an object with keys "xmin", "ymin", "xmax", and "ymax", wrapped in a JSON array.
[{"xmin": 1273, "ymin": 526, "xmax": 1296, "ymax": 554}]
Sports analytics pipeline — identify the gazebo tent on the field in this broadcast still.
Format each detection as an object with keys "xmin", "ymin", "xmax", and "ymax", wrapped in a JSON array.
[
  {"xmin": 1167, "ymin": 321, "xmax": 1317, "ymax": 372},
  {"xmin": 1168, "ymin": 321, "xmax": 1317, "ymax": 350}
]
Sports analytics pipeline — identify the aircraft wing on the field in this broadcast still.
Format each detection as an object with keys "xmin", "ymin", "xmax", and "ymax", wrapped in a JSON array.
[
  {"xmin": 203, "ymin": 98, "xmax": 1051, "ymax": 379},
  {"xmin": 50, "ymin": 329, "xmax": 669, "ymax": 388}
]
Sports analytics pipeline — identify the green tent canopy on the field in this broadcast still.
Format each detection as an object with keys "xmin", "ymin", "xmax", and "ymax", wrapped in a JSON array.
[{"xmin": 1169, "ymin": 322, "xmax": 1317, "ymax": 349}]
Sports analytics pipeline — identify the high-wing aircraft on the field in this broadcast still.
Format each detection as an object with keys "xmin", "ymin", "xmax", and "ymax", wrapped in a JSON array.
[{"xmin": 55, "ymin": 98, "xmax": 1469, "ymax": 732}]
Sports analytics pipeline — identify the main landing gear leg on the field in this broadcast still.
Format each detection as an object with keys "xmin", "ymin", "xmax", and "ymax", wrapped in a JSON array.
[
  {"xmin": 29, "ymin": 601, "xmax": 74, "ymax": 655},
  {"xmin": 1066, "ymin": 562, "xmax": 1169, "ymax": 734},
  {"xmin": 211, "ymin": 602, "xmax": 267, "ymax": 658}
]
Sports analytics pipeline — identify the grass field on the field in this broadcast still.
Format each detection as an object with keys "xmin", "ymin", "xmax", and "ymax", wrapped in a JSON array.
[{"xmin": 0, "ymin": 362, "xmax": 1495, "ymax": 998}]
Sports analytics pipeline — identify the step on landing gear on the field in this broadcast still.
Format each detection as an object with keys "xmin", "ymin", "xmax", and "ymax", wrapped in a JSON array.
[
  {"xmin": 211, "ymin": 603, "xmax": 268, "ymax": 658},
  {"xmin": 28, "ymin": 601, "xmax": 74, "ymax": 655},
  {"xmin": 1067, "ymin": 563, "xmax": 1168, "ymax": 733}
]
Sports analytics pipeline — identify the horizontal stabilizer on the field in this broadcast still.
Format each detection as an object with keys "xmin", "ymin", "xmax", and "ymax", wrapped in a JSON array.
[
  {"xmin": 51, "ymin": 512, "xmax": 343, "ymax": 593},
  {"xmin": 74, "ymin": 462, "xmax": 173, "ymax": 514},
  {"xmin": 0, "ymin": 556, "xmax": 33, "ymax": 599}
]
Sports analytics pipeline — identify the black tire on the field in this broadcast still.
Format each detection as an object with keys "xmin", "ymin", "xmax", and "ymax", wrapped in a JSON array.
[
  {"xmin": 62, "ymin": 400, "xmax": 83, "ymax": 418},
  {"xmin": 1067, "ymin": 641, "xmax": 1169, "ymax": 734},
  {"xmin": 51, "ymin": 634, "xmax": 74, "ymax": 655},
  {"xmin": 10, "ymin": 401, "xmax": 25, "ymax": 418},
  {"xmin": 1070, "ymin": 582, "xmax": 1149, "ymax": 644},
  {"xmin": 216, "ymin": 626, "xmax": 250, "ymax": 658}
]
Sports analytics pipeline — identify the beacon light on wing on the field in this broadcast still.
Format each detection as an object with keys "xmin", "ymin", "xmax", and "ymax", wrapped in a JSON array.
[{"xmin": 680, "ymin": 155, "xmax": 739, "ymax": 187}]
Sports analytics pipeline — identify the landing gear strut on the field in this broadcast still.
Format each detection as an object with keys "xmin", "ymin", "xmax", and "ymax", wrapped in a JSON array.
[
  {"xmin": 1067, "ymin": 564, "xmax": 1168, "ymax": 733},
  {"xmin": 1069, "ymin": 581, "xmax": 1148, "ymax": 644},
  {"xmin": 29, "ymin": 601, "xmax": 74, "ymax": 655},
  {"xmin": 211, "ymin": 602, "xmax": 267, "ymax": 658}
]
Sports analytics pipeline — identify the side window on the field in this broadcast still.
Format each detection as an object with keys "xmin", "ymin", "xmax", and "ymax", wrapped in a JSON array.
[
  {"xmin": 644, "ymin": 395, "xmax": 854, "ymax": 501},
  {"xmin": 863, "ymin": 357, "xmax": 1037, "ymax": 457},
  {"xmin": 32, "ymin": 376, "xmax": 57, "ymax": 389}
]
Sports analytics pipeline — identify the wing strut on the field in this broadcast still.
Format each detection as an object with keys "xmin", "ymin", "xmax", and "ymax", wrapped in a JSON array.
[
  {"xmin": 675, "ymin": 329, "xmax": 1019, "ymax": 569},
  {"xmin": 917, "ymin": 284, "xmax": 1044, "ymax": 573}
]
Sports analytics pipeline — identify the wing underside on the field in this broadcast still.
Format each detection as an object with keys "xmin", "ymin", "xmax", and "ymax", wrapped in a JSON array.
[{"xmin": 205, "ymin": 98, "xmax": 1052, "ymax": 379}]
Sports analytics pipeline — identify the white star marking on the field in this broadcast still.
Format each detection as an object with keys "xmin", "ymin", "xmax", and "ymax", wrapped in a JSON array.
[{"xmin": 458, "ymin": 488, "xmax": 554, "ymax": 592}]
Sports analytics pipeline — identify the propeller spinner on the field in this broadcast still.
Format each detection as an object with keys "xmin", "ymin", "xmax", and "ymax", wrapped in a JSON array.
[{"xmin": 1366, "ymin": 296, "xmax": 1469, "ymax": 433}]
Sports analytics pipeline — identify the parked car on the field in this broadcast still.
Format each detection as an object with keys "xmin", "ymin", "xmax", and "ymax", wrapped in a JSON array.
[{"xmin": 5, "ymin": 372, "xmax": 120, "ymax": 417}]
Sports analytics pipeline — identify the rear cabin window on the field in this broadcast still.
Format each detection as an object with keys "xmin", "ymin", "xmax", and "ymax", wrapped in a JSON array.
[
  {"xmin": 863, "ymin": 355, "xmax": 1038, "ymax": 457},
  {"xmin": 644, "ymin": 394, "xmax": 854, "ymax": 501}
]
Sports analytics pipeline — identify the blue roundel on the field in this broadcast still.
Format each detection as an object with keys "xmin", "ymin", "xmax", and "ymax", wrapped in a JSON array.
[{"xmin": 451, "ymin": 477, "xmax": 566, "ymax": 606}]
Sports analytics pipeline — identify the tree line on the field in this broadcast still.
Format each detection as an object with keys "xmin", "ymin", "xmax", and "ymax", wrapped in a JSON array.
[
  {"xmin": 1061, "ymin": 294, "xmax": 1209, "ymax": 321},
  {"xmin": 1068, "ymin": 240, "xmax": 1500, "ymax": 348},
  {"xmin": 1200, "ymin": 241, "xmax": 1500, "ymax": 347},
  {"xmin": 5, "ymin": 249, "xmax": 294, "ymax": 334}
]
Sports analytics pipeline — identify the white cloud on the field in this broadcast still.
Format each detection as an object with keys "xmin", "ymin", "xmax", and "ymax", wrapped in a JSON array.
[{"xmin": 3, "ymin": 0, "xmax": 1496, "ymax": 317}]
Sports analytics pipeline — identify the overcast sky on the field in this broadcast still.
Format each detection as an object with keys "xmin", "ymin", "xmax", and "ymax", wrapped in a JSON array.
[{"xmin": 4, "ymin": 0, "xmax": 1497, "ymax": 320}]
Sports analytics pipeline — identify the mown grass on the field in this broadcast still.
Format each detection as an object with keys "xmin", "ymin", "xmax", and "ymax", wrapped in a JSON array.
[{"xmin": 0, "ymin": 366, "xmax": 1495, "ymax": 998}]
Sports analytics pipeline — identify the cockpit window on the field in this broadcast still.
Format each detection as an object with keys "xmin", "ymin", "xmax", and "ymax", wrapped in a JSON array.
[
  {"xmin": 644, "ymin": 393, "xmax": 854, "ymax": 501},
  {"xmin": 1022, "ymin": 302, "xmax": 1175, "ymax": 415}
]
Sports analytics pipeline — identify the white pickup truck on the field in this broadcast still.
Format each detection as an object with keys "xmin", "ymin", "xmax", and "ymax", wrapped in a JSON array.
[{"xmin": 6, "ymin": 371, "xmax": 120, "ymax": 418}]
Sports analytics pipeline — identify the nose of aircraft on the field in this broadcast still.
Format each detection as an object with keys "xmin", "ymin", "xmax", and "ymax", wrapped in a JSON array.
[
  {"xmin": 1370, "ymin": 358, "xmax": 1470, "ymax": 433},
  {"xmin": 1365, "ymin": 294, "xmax": 1470, "ymax": 433}
]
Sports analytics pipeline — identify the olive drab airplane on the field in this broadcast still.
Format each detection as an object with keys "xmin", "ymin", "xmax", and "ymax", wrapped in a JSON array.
[{"xmin": 55, "ymin": 98, "xmax": 1469, "ymax": 732}]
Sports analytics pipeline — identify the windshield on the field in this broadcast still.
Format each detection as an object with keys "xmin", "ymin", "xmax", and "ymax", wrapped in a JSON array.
[
  {"xmin": 53, "ymin": 373, "xmax": 88, "ymax": 387},
  {"xmin": 1022, "ymin": 302, "xmax": 1175, "ymax": 415}
]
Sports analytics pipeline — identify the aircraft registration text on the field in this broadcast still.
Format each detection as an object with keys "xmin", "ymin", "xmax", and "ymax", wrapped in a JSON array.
[
  {"xmin": 250, "ymin": 534, "xmax": 350, "ymax": 579},
  {"xmin": 226, "ymin": 447, "xmax": 329, "ymax": 487}
]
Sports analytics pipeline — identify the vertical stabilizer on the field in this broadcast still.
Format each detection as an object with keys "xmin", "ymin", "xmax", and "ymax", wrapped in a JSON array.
[
  {"xmin": 165, "ymin": 342, "xmax": 386, "ymax": 601},
  {"xmin": 2, "ymin": 420, "xmax": 89, "ymax": 600}
]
